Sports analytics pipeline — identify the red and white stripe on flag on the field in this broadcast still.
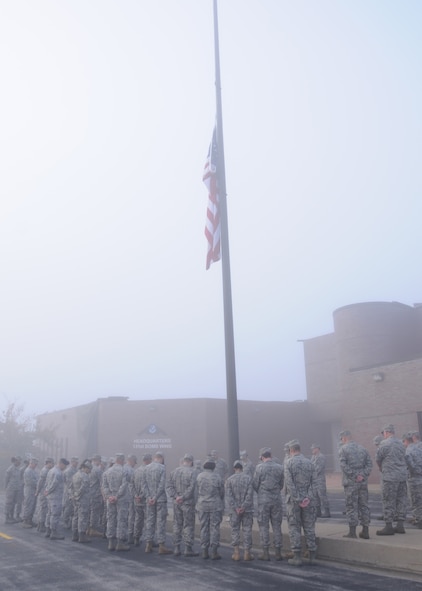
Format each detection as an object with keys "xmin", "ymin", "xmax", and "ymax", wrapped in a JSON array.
[{"xmin": 202, "ymin": 128, "xmax": 221, "ymax": 269}]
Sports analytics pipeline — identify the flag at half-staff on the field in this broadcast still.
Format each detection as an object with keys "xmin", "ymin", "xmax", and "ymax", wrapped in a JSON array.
[{"xmin": 202, "ymin": 126, "xmax": 221, "ymax": 270}]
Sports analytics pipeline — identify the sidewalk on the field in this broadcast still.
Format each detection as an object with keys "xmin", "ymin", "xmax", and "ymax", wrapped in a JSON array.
[
  {"xmin": 168, "ymin": 477, "xmax": 422, "ymax": 578},
  {"xmin": 180, "ymin": 515, "xmax": 422, "ymax": 577}
]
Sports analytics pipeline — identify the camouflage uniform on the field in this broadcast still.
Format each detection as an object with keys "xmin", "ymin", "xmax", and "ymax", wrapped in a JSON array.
[
  {"xmin": 196, "ymin": 466, "xmax": 225, "ymax": 552},
  {"xmin": 44, "ymin": 465, "xmax": 66, "ymax": 534},
  {"xmin": 225, "ymin": 470, "xmax": 254, "ymax": 550},
  {"xmin": 35, "ymin": 460, "xmax": 53, "ymax": 531},
  {"xmin": 15, "ymin": 461, "xmax": 27, "ymax": 520},
  {"xmin": 376, "ymin": 436, "xmax": 408, "ymax": 523},
  {"xmin": 405, "ymin": 442, "xmax": 422, "ymax": 524},
  {"xmin": 311, "ymin": 450, "xmax": 330, "ymax": 517},
  {"xmin": 89, "ymin": 460, "xmax": 104, "ymax": 533},
  {"xmin": 62, "ymin": 461, "xmax": 78, "ymax": 528},
  {"xmin": 166, "ymin": 461, "xmax": 197, "ymax": 550},
  {"xmin": 4, "ymin": 460, "xmax": 22, "ymax": 523},
  {"xmin": 125, "ymin": 460, "xmax": 137, "ymax": 541},
  {"xmin": 22, "ymin": 461, "xmax": 39, "ymax": 526},
  {"xmin": 133, "ymin": 460, "xmax": 150, "ymax": 543},
  {"xmin": 142, "ymin": 459, "xmax": 168, "ymax": 545},
  {"xmin": 240, "ymin": 451, "xmax": 255, "ymax": 478},
  {"xmin": 210, "ymin": 451, "xmax": 228, "ymax": 482},
  {"xmin": 284, "ymin": 453, "xmax": 317, "ymax": 552},
  {"xmin": 71, "ymin": 468, "xmax": 91, "ymax": 535},
  {"xmin": 339, "ymin": 440, "xmax": 372, "ymax": 526},
  {"xmin": 102, "ymin": 461, "xmax": 130, "ymax": 542},
  {"xmin": 252, "ymin": 458, "xmax": 284, "ymax": 551}
]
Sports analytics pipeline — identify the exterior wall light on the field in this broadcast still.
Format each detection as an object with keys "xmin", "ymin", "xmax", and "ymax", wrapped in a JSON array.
[{"xmin": 372, "ymin": 372, "xmax": 384, "ymax": 382}]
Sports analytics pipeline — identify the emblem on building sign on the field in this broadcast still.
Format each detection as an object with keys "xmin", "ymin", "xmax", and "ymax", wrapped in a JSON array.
[{"xmin": 133, "ymin": 423, "xmax": 172, "ymax": 450}]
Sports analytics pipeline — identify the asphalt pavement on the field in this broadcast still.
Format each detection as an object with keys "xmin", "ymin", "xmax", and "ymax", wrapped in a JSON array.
[{"xmin": 1, "ymin": 487, "xmax": 422, "ymax": 590}]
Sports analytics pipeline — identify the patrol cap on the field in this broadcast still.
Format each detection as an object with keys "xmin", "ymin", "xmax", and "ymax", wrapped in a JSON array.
[
  {"xmin": 183, "ymin": 453, "xmax": 194, "ymax": 462},
  {"xmin": 115, "ymin": 452, "xmax": 125, "ymax": 460},
  {"xmin": 259, "ymin": 447, "xmax": 271, "ymax": 457},
  {"xmin": 30, "ymin": 457, "xmax": 39, "ymax": 463},
  {"xmin": 288, "ymin": 439, "xmax": 300, "ymax": 448},
  {"xmin": 45, "ymin": 457, "xmax": 54, "ymax": 464},
  {"xmin": 142, "ymin": 453, "xmax": 152, "ymax": 462},
  {"xmin": 339, "ymin": 430, "xmax": 351, "ymax": 438},
  {"xmin": 410, "ymin": 431, "xmax": 420, "ymax": 438},
  {"xmin": 59, "ymin": 458, "xmax": 69, "ymax": 466},
  {"xmin": 381, "ymin": 424, "xmax": 395, "ymax": 434},
  {"xmin": 310, "ymin": 443, "xmax": 320, "ymax": 450},
  {"xmin": 91, "ymin": 454, "xmax": 102, "ymax": 461},
  {"xmin": 373, "ymin": 435, "xmax": 383, "ymax": 445},
  {"xmin": 203, "ymin": 458, "xmax": 216, "ymax": 469},
  {"xmin": 70, "ymin": 456, "xmax": 79, "ymax": 461},
  {"xmin": 233, "ymin": 460, "xmax": 243, "ymax": 469},
  {"xmin": 81, "ymin": 460, "xmax": 92, "ymax": 470},
  {"xmin": 127, "ymin": 454, "xmax": 137, "ymax": 463},
  {"xmin": 283, "ymin": 443, "xmax": 290, "ymax": 451},
  {"xmin": 240, "ymin": 450, "xmax": 248, "ymax": 458}
]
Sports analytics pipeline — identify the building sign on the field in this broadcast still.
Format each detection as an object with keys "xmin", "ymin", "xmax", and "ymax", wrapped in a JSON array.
[{"xmin": 132, "ymin": 423, "xmax": 172, "ymax": 450}]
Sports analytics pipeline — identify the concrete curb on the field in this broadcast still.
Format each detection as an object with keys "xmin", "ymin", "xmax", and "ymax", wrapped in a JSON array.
[{"xmin": 166, "ymin": 511, "xmax": 422, "ymax": 576}]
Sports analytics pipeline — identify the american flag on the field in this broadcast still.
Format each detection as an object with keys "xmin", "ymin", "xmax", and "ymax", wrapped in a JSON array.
[{"xmin": 202, "ymin": 127, "xmax": 221, "ymax": 270}]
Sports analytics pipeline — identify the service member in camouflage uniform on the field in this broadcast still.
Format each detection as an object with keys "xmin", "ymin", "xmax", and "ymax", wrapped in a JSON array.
[
  {"xmin": 166, "ymin": 453, "xmax": 199, "ymax": 557},
  {"xmin": 102, "ymin": 452, "xmax": 131, "ymax": 551},
  {"xmin": 310, "ymin": 444, "xmax": 331, "ymax": 518},
  {"xmin": 376, "ymin": 424, "xmax": 408, "ymax": 535},
  {"xmin": 142, "ymin": 451, "xmax": 172, "ymax": 554},
  {"xmin": 70, "ymin": 460, "xmax": 92, "ymax": 543},
  {"xmin": 44, "ymin": 458, "xmax": 69, "ymax": 540},
  {"xmin": 22, "ymin": 457, "xmax": 39, "ymax": 528},
  {"xmin": 133, "ymin": 453, "xmax": 152, "ymax": 546},
  {"xmin": 4, "ymin": 456, "xmax": 22, "ymax": 524},
  {"xmin": 62, "ymin": 456, "xmax": 79, "ymax": 529},
  {"xmin": 125, "ymin": 454, "xmax": 137, "ymax": 544},
  {"xmin": 15, "ymin": 459, "xmax": 28, "ymax": 522},
  {"xmin": 240, "ymin": 450, "xmax": 255, "ymax": 478},
  {"xmin": 35, "ymin": 457, "xmax": 54, "ymax": 532},
  {"xmin": 225, "ymin": 460, "xmax": 254, "ymax": 561},
  {"xmin": 405, "ymin": 431, "xmax": 422, "ymax": 527},
  {"xmin": 252, "ymin": 447, "xmax": 284, "ymax": 561},
  {"xmin": 338, "ymin": 430, "xmax": 372, "ymax": 539},
  {"xmin": 210, "ymin": 450, "xmax": 228, "ymax": 482},
  {"xmin": 196, "ymin": 457, "xmax": 225, "ymax": 560},
  {"xmin": 88, "ymin": 454, "xmax": 104, "ymax": 537},
  {"xmin": 285, "ymin": 441, "xmax": 317, "ymax": 566}
]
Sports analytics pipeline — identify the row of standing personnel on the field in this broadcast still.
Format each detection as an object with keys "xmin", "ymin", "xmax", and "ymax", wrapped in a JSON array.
[
  {"xmin": 4, "ymin": 443, "xmax": 324, "ymax": 566},
  {"xmin": 339, "ymin": 425, "xmax": 422, "ymax": 539},
  {"xmin": 5, "ymin": 426, "xmax": 421, "ymax": 565}
]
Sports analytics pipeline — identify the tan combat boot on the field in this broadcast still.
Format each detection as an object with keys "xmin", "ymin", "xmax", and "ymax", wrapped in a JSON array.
[
  {"xmin": 288, "ymin": 551, "xmax": 303, "ymax": 566},
  {"xmin": 258, "ymin": 547, "xmax": 270, "ymax": 561},
  {"xmin": 158, "ymin": 543, "xmax": 173, "ymax": 555},
  {"xmin": 210, "ymin": 545, "xmax": 221, "ymax": 560},
  {"xmin": 231, "ymin": 546, "xmax": 241, "ymax": 561},
  {"xmin": 116, "ymin": 539, "xmax": 131, "ymax": 551}
]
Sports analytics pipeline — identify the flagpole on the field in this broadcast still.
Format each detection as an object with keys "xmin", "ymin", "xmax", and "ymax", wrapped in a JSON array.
[{"xmin": 213, "ymin": 0, "xmax": 240, "ymax": 469}]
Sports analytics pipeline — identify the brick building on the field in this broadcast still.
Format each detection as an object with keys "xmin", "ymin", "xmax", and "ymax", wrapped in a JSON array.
[
  {"xmin": 36, "ymin": 300, "xmax": 422, "ymax": 482},
  {"xmin": 36, "ymin": 397, "xmax": 323, "ymax": 473},
  {"xmin": 303, "ymin": 301, "xmax": 422, "ymax": 480}
]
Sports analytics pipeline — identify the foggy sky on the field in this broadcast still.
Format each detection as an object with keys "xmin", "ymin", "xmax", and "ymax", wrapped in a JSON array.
[{"xmin": 1, "ymin": 0, "xmax": 421, "ymax": 417}]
